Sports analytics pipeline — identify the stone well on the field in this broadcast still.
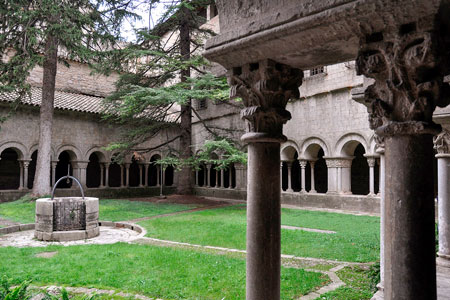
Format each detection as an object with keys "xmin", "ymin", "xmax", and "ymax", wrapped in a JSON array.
[{"xmin": 35, "ymin": 197, "xmax": 99, "ymax": 242}]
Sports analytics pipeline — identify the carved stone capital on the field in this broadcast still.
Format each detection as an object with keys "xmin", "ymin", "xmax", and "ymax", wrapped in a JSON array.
[
  {"xmin": 325, "ymin": 158, "xmax": 353, "ymax": 168},
  {"xmin": 367, "ymin": 157, "xmax": 376, "ymax": 168},
  {"xmin": 228, "ymin": 59, "xmax": 303, "ymax": 142},
  {"xmin": 299, "ymin": 160, "xmax": 308, "ymax": 168},
  {"xmin": 374, "ymin": 134, "xmax": 385, "ymax": 154},
  {"xmin": 356, "ymin": 21, "xmax": 450, "ymax": 137},
  {"xmin": 434, "ymin": 129, "xmax": 450, "ymax": 154}
]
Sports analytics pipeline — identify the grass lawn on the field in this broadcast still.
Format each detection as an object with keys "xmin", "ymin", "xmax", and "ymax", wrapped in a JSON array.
[
  {"xmin": 0, "ymin": 243, "xmax": 329, "ymax": 300},
  {"xmin": 0, "ymin": 199, "xmax": 199, "ymax": 224},
  {"xmin": 139, "ymin": 205, "xmax": 380, "ymax": 262},
  {"xmin": 313, "ymin": 266, "xmax": 376, "ymax": 300}
]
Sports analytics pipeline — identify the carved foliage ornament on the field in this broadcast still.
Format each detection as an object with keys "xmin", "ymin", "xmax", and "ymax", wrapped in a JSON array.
[
  {"xmin": 356, "ymin": 21, "xmax": 450, "ymax": 136},
  {"xmin": 227, "ymin": 59, "xmax": 303, "ymax": 139},
  {"xmin": 434, "ymin": 129, "xmax": 450, "ymax": 154}
]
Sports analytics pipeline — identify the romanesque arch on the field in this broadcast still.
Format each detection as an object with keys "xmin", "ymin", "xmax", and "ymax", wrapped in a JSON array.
[
  {"xmin": 335, "ymin": 133, "xmax": 369, "ymax": 157},
  {"xmin": 0, "ymin": 141, "xmax": 27, "ymax": 160},
  {"xmin": 0, "ymin": 147, "xmax": 22, "ymax": 190},
  {"xmin": 300, "ymin": 137, "xmax": 330, "ymax": 159}
]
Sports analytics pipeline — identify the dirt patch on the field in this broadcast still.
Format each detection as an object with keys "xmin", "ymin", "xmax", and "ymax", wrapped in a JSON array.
[
  {"xmin": 35, "ymin": 251, "xmax": 58, "ymax": 258},
  {"xmin": 122, "ymin": 194, "xmax": 233, "ymax": 206}
]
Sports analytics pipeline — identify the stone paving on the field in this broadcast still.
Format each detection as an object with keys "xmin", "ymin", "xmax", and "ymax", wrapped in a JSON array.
[{"xmin": 0, "ymin": 225, "xmax": 144, "ymax": 247}]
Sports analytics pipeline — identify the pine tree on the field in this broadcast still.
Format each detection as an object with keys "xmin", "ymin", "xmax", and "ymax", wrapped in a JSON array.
[
  {"xmin": 0, "ymin": 0, "xmax": 135, "ymax": 196},
  {"xmin": 102, "ymin": 0, "xmax": 237, "ymax": 195}
]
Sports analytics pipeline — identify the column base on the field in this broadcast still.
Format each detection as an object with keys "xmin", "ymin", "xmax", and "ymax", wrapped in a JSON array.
[
  {"xmin": 309, "ymin": 189, "xmax": 317, "ymax": 193},
  {"xmin": 286, "ymin": 189, "xmax": 294, "ymax": 193},
  {"xmin": 437, "ymin": 255, "xmax": 450, "ymax": 268}
]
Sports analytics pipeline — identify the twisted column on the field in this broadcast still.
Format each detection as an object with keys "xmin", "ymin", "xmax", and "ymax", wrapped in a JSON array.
[{"xmin": 228, "ymin": 59, "xmax": 303, "ymax": 300}]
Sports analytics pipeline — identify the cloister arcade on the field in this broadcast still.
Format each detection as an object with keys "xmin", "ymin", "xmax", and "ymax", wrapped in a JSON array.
[
  {"xmin": 280, "ymin": 134, "xmax": 380, "ymax": 197},
  {"xmin": 0, "ymin": 143, "xmax": 177, "ymax": 191}
]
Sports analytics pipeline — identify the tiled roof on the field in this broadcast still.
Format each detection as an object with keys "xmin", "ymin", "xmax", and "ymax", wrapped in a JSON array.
[
  {"xmin": 0, "ymin": 86, "xmax": 180, "ymax": 123},
  {"xmin": 0, "ymin": 86, "xmax": 105, "ymax": 114}
]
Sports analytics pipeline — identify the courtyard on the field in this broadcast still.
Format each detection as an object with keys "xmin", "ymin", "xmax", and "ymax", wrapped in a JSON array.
[{"xmin": 0, "ymin": 195, "xmax": 379, "ymax": 300}]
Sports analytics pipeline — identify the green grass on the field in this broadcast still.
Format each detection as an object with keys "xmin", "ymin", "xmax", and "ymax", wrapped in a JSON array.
[
  {"xmin": 0, "ymin": 199, "xmax": 199, "ymax": 224},
  {"xmin": 313, "ymin": 266, "xmax": 375, "ymax": 300},
  {"xmin": 0, "ymin": 243, "xmax": 329, "ymax": 300},
  {"xmin": 139, "ymin": 205, "xmax": 380, "ymax": 262}
]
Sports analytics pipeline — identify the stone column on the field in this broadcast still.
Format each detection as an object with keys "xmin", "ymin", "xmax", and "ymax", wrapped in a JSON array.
[
  {"xmin": 143, "ymin": 163, "xmax": 149, "ymax": 186},
  {"xmin": 234, "ymin": 163, "xmax": 245, "ymax": 190},
  {"xmin": 203, "ymin": 165, "xmax": 207, "ymax": 187},
  {"xmin": 77, "ymin": 162, "xmax": 88, "ymax": 189},
  {"xmin": 195, "ymin": 169, "xmax": 199, "ymax": 186},
  {"xmin": 228, "ymin": 167, "xmax": 233, "ymax": 189},
  {"xmin": 309, "ymin": 160, "xmax": 316, "ymax": 193},
  {"xmin": 124, "ymin": 163, "xmax": 130, "ymax": 187},
  {"xmin": 286, "ymin": 161, "xmax": 293, "ymax": 192},
  {"xmin": 99, "ymin": 163, "xmax": 104, "ymax": 188},
  {"xmin": 120, "ymin": 165, "xmax": 124, "ymax": 187},
  {"xmin": 337, "ymin": 164, "xmax": 342, "ymax": 193},
  {"xmin": 325, "ymin": 159, "xmax": 338, "ymax": 194},
  {"xmin": 299, "ymin": 160, "xmax": 307, "ymax": 193},
  {"xmin": 376, "ymin": 137, "xmax": 386, "ymax": 291},
  {"xmin": 280, "ymin": 162, "xmax": 283, "ymax": 191},
  {"xmin": 228, "ymin": 59, "xmax": 303, "ymax": 300},
  {"xmin": 340, "ymin": 158, "xmax": 353, "ymax": 194},
  {"xmin": 104, "ymin": 163, "xmax": 110, "ymax": 188},
  {"xmin": 356, "ymin": 24, "xmax": 449, "ymax": 299},
  {"xmin": 366, "ymin": 157, "xmax": 376, "ymax": 196},
  {"xmin": 206, "ymin": 164, "xmax": 211, "ymax": 187},
  {"xmin": 18, "ymin": 161, "xmax": 24, "ymax": 190},
  {"xmin": 156, "ymin": 165, "xmax": 161, "ymax": 187},
  {"xmin": 434, "ymin": 130, "xmax": 450, "ymax": 268},
  {"xmin": 220, "ymin": 169, "xmax": 224, "ymax": 188},
  {"xmin": 23, "ymin": 161, "xmax": 30, "ymax": 189},
  {"xmin": 51, "ymin": 161, "xmax": 57, "ymax": 187},
  {"xmin": 139, "ymin": 164, "xmax": 144, "ymax": 187},
  {"xmin": 215, "ymin": 168, "xmax": 219, "ymax": 187}
]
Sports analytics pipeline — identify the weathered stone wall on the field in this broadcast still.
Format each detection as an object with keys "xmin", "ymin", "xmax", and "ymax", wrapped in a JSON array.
[
  {"xmin": 0, "ymin": 103, "xmax": 179, "ymax": 162},
  {"xmin": 27, "ymin": 59, "xmax": 119, "ymax": 98}
]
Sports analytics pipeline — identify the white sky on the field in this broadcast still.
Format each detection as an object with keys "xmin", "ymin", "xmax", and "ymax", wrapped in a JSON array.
[{"xmin": 121, "ymin": 2, "xmax": 167, "ymax": 41}]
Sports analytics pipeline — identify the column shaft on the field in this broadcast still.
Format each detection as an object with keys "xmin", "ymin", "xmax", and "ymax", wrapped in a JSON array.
[
  {"xmin": 100, "ymin": 164, "xmax": 104, "ymax": 188},
  {"xmin": 246, "ymin": 142, "xmax": 281, "ymax": 300},
  {"xmin": 300, "ymin": 161, "xmax": 306, "ymax": 193},
  {"xmin": 384, "ymin": 135, "xmax": 436, "ymax": 300},
  {"xmin": 23, "ymin": 162, "xmax": 29, "ymax": 189},
  {"xmin": 437, "ymin": 155, "xmax": 450, "ymax": 266},
  {"xmin": 105, "ymin": 164, "xmax": 110, "ymax": 188},
  {"xmin": 286, "ymin": 162, "xmax": 293, "ymax": 192},
  {"xmin": 19, "ymin": 162, "xmax": 24, "ymax": 189},
  {"xmin": 378, "ymin": 151, "xmax": 386, "ymax": 289},
  {"xmin": 139, "ymin": 165, "xmax": 144, "ymax": 187},
  {"xmin": 228, "ymin": 167, "xmax": 233, "ymax": 189},
  {"xmin": 310, "ymin": 162, "xmax": 316, "ymax": 193}
]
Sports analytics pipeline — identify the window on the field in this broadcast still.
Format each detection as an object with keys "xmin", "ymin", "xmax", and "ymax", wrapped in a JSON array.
[
  {"xmin": 310, "ymin": 66, "xmax": 326, "ymax": 76},
  {"xmin": 196, "ymin": 99, "xmax": 207, "ymax": 110}
]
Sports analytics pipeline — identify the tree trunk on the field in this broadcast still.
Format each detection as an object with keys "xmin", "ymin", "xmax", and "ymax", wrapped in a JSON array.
[
  {"xmin": 176, "ymin": 3, "xmax": 193, "ymax": 194},
  {"xmin": 31, "ymin": 35, "xmax": 58, "ymax": 196}
]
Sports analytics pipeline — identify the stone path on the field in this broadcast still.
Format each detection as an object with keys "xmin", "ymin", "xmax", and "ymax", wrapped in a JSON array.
[
  {"xmin": 31, "ymin": 285, "xmax": 162, "ymax": 300},
  {"xmin": 0, "ymin": 226, "xmax": 144, "ymax": 247},
  {"xmin": 281, "ymin": 225, "xmax": 336, "ymax": 234}
]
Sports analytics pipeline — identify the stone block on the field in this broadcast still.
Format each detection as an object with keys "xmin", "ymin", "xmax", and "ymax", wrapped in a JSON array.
[
  {"xmin": 85, "ymin": 198, "xmax": 99, "ymax": 213},
  {"xmin": 86, "ymin": 227, "xmax": 100, "ymax": 239},
  {"xmin": 85, "ymin": 221, "xmax": 98, "ymax": 229},
  {"xmin": 99, "ymin": 221, "xmax": 114, "ymax": 227},
  {"xmin": 36, "ymin": 199, "xmax": 54, "ymax": 216},
  {"xmin": 85, "ymin": 212, "xmax": 99, "ymax": 222},
  {"xmin": 35, "ymin": 223, "xmax": 53, "ymax": 233},
  {"xmin": 42, "ymin": 232, "xmax": 53, "ymax": 241},
  {"xmin": 34, "ymin": 231, "xmax": 43, "ymax": 240},
  {"xmin": 52, "ymin": 230, "xmax": 86, "ymax": 242},
  {"xmin": 5, "ymin": 225, "xmax": 20, "ymax": 234},
  {"xmin": 19, "ymin": 224, "xmax": 35, "ymax": 231}
]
